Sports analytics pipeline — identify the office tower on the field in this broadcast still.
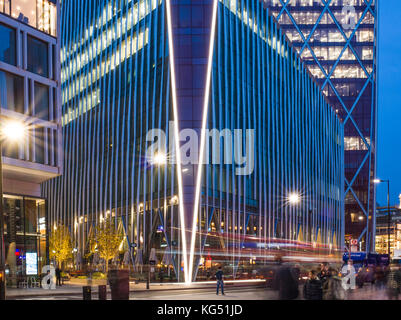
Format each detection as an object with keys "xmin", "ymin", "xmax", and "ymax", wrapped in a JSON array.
[
  {"xmin": 0, "ymin": 0, "xmax": 61, "ymax": 285},
  {"xmin": 43, "ymin": 0, "xmax": 343, "ymax": 282},
  {"xmin": 265, "ymin": 0, "xmax": 377, "ymax": 253}
]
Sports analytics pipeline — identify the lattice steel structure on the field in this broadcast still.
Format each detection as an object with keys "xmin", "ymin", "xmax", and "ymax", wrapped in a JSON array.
[
  {"xmin": 42, "ymin": 0, "xmax": 344, "ymax": 282},
  {"xmin": 264, "ymin": 0, "xmax": 378, "ymax": 253}
]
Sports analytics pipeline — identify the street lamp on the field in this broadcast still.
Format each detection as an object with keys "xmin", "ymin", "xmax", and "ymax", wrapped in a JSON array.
[
  {"xmin": 152, "ymin": 152, "xmax": 167, "ymax": 166},
  {"xmin": 288, "ymin": 193, "xmax": 301, "ymax": 205},
  {"xmin": 374, "ymin": 179, "xmax": 391, "ymax": 258},
  {"xmin": 0, "ymin": 119, "xmax": 27, "ymax": 300}
]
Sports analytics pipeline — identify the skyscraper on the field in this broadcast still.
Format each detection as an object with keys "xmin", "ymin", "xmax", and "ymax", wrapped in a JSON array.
[
  {"xmin": 43, "ymin": 0, "xmax": 344, "ymax": 282},
  {"xmin": 264, "ymin": 0, "xmax": 377, "ymax": 253},
  {"xmin": 0, "ymin": 0, "xmax": 61, "ymax": 285}
]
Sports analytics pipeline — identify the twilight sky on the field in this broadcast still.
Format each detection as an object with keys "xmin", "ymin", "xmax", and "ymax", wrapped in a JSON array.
[{"xmin": 376, "ymin": 0, "xmax": 401, "ymax": 206}]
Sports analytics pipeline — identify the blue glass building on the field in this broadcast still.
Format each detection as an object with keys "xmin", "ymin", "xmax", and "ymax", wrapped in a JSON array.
[
  {"xmin": 264, "ymin": 0, "xmax": 378, "ymax": 254},
  {"xmin": 43, "ymin": 0, "xmax": 344, "ymax": 282}
]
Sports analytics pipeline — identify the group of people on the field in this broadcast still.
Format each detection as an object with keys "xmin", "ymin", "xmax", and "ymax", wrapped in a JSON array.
[
  {"xmin": 213, "ymin": 260, "xmax": 401, "ymax": 300},
  {"xmin": 272, "ymin": 259, "xmax": 401, "ymax": 300},
  {"xmin": 303, "ymin": 261, "xmax": 401, "ymax": 300},
  {"xmin": 303, "ymin": 263, "xmax": 345, "ymax": 300}
]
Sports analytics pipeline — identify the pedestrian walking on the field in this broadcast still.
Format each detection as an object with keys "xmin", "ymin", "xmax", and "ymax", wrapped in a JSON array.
[
  {"xmin": 272, "ymin": 264, "xmax": 299, "ymax": 300},
  {"xmin": 215, "ymin": 266, "xmax": 225, "ymax": 295},
  {"xmin": 386, "ymin": 263, "xmax": 401, "ymax": 300},
  {"xmin": 322, "ymin": 268, "xmax": 345, "ymax": 300},
  {"xmin": 317, "ymin": 263, "xmax": 329, "ymax": 283},
  {"xmin": 55, "ymin": 266, "xmax": 62, "ymax": 287},
  {"xmin": 374, "ymin": 266, "xmax": 386, "ymax": 290},
  {"xmin": 356, "ymin": 267, "xmax": 365, "ymax": 288},
  {"xmin": 303, "ymin": 270, "xmax": 323, "ymax": 300}
]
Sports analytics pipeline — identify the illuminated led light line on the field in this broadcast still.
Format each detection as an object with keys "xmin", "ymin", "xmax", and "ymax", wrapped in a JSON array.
[
  {"xmin": 165, "ymin": 0, "xmax": 189, "ymax": 284},
  {"xmin": 188, "ymin": 0, "xmax": 219, "ymax": 283}
]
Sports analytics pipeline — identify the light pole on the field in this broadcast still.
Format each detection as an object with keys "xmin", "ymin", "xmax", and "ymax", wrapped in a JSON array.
[
  {"xmin": 0, "ymin": 120, "xmax": 27, "ymax": 300},
  {"xmin": 288, "ymin": 192, "xmax": 301, "ymax": 241},
  {"xmin": 374, "ymin": 179, "xmax": 391, "ymax": 258}
]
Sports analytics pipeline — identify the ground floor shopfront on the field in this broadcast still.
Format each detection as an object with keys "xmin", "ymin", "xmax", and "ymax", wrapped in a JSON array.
[{"xmin": 3, "ymin": 194, "xmax": 47, "ymax": 287}]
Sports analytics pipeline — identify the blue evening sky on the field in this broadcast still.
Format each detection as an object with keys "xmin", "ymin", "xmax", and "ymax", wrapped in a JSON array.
[{"xmin": 376, "ymin": 0, "xmax": 401, "ymax": 206}]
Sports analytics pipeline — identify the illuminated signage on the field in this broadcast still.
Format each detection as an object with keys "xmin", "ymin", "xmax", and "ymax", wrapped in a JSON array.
[{"xmin": 26, "ymin": 253, "xmax": 38, "ymax": 275}]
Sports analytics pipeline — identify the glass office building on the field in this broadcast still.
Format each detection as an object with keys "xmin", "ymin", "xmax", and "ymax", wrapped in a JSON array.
[
  {"xmin": 43, "ymin": 0, "xmax": 344, "ymax": 282},
  {"xmin": 264, "ymin": 0, "xmax": 377, "ymax": 253},
  {"xmin": 0, "ymin": 0, "xmax": 61, "ymax": 286}
]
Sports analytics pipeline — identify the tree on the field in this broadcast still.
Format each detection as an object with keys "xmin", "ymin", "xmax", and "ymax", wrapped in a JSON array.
[
  {"xmin": 91, "ymin": 219, "xmax": 123, "ymax": 273},
  {"xmin": 49, "ymin": 225, "xmax": 73, "ymax": 268}
]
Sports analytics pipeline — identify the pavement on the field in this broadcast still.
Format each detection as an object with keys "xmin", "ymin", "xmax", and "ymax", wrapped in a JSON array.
[
  {"xmin": 5, "ymin": 279, "xmax": 267, "ymax": 300},
  {"xmin": 5, "ymin": 281, "xmax": 395, "ymax": 300}
]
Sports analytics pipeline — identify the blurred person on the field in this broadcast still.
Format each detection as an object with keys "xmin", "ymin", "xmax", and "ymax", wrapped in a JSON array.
[
  {"xmin": 323, "ymin": 268, "xmax": 345, "ymax": 300},
  {"xmin": 374, "ymin": 266, "xmax": 386, "ymax": 290},
  {"xmin": 386, "ymin": 263, "xmax": 401, "ymax": 300},
  {"xmin": 55, "ymin": 266, "xmax": 62, "ymax": 287},
  {"xmin": 317, "ymin": 263, "xmax": 329, "ymax": 283},
  {"xmin": 272, "ymin": 263, "xmax": 299, "ymax": 300},
  {"xmin": 159, "ymin": 269, "xmax": 164, "ymax": 283},
  {"xmin": 356, "ymin": 267, "xmax": 365, "ymax": 288},
  {"xmin": 303, "ymin": 270, "xmax": 323, "ymax": 300},
  {"xmin": 215, "ymin": 266, "xmax": 225, "ymax": 295}
]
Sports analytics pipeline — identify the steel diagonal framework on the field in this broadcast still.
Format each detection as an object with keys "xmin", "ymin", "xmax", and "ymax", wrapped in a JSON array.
[{"xmin": 266, "ymin": 0, "xmax": 377, "ymax": 252}]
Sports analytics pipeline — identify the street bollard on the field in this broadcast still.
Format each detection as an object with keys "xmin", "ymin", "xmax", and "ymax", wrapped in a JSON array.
[
  {"xmin": 98, "ymin": 285, "xmax": 107, "ymax": 300},
  {"xmin": 108, "ymin": 270, "xmax": 129, "ymax": 300},
  {"xmin": 0, "ymin": 270, "xmax": 5, "ymax": 300},
  {"xmin": 83, "ymin": 286, "xmax": 92, "ymax": 300}
]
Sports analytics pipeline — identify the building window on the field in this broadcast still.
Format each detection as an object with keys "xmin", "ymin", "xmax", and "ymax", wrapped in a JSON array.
[
  {"xmin": 27, "ymin": 35, "xmax": 48, "ymax": 77},
  {"xmin": 3, "ymin": 0, "xmax": 57, "ymax": 36},
  {"xmin": 34, "ymin": 127, "xmax": 45, "ymax": 164},
  {"xmin": 0, "ymin": 23, "xmax": 16, "ymax": 65},
  {"xmin": 0, "ymin": 70, "xmax": 24, "ymax": 113},
  {"xmin": 34, "ymin": 82, "xmax": 49, "ymax": 121},
  {"xmin": 344, "ymin": 136, "xmax": 370, "ymax": 151}
]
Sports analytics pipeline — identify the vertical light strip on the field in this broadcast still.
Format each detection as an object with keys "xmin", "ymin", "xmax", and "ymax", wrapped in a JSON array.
[
  {"xmin": 165, "ymin": 0, "xmax": 189, "ymax": 284},
  {"xmin": 188, "ymin": 0, "xmax": 219, "ymax": 283}
]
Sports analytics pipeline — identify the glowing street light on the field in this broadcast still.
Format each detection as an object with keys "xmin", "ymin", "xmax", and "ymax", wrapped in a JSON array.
[
  {"xmin": 153, "ymin": 152, "xmax": 167, "ymax": 166},
  {"xmin": 1, "ymin": 120, "xmax": 27, "ymax": 142},
  {"xmin": 170, "ymin": 195, "xmax": 178, "ymax": 206},
  {"xmin": 288, "ymin": 193, "xmax": 301, "ymax": 205}
]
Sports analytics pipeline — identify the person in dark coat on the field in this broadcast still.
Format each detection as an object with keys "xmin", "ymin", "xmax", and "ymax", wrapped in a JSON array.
[
  {"xmin": 374, "ymin": 266, "xmax": 386, "ymax": 290},
  {"xmin": 55, "ymin": 267, "xmax": 62, "ymax": 286},
  {"xmin": 386, "ymin": 263, "xmax": 401, "ymax": 300},
  {"xmin": 215, "ymin": 266, "xmax": 225, "ymax": 295},
  {"xmin": 272, "ymin": 264, "xmax": 299, "ymax": 300},
  {"xmin": 317, "ymin": 263, "xmax": 329, "ymax": 283},
  {"xmin": 303, "ymin": 270, "xmax": 323, "ymax": 300},
  {"xmin": 322, "ymin": 268, "xmax": 345, "ymax": 300}
]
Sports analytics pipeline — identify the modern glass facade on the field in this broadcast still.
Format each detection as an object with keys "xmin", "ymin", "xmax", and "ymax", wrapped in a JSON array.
[
  {"xmin": 0, "ymin": 0, "xmax": 61, "ymax": 285},
  {"xmin": 43, "ymin": 0, "xmax": 344, "ymax": 282},
  {"xmin": 264, "ymin": 0, "xmax": 377, "ymax": 253}
]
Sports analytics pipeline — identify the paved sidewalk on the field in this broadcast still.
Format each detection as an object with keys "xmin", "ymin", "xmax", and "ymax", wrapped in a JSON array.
[{"xmin": 5, "ymin": 280, "xmax": 266, "ymax": 299}]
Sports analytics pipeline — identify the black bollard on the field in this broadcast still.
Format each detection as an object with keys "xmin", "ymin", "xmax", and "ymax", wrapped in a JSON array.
[
  {"xmin": 83, "ymin": 286, "xmax": 92, "ymax": 300},
  {"xmin": 98, "ymin": 285, "xmax": 107, "ymax": 300}
]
